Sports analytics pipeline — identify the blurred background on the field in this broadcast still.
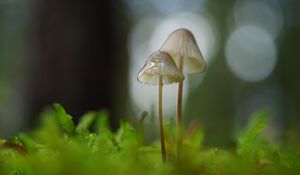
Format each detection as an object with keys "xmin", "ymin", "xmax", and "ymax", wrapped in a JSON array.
[{"xmin": 0, "ymin": 0, "xmax": 299, "ymax": 146}]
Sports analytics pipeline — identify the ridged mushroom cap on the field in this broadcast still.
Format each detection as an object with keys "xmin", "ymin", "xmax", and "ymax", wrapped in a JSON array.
[
  {"xmin": 137, "ymin": 51, "xmax": 184, "ymax": 85},
  {"xmin": 159, "ymin": 28, "xmax": 206, "ymax": 74}
]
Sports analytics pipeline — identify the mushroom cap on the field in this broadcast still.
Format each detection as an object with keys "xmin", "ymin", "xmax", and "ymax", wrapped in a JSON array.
[
  {"xmin": 159, "ymin": 28, "xmax": 206, "ymax": 74},
  {"xmin": 137, "ymin": 51, "xmax": 185, "ymax": 85}
]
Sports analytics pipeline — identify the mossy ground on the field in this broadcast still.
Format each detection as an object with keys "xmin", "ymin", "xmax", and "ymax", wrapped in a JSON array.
[{"xmin": 0, "ymin": 104, "xmax": 299, "ymax": 175}]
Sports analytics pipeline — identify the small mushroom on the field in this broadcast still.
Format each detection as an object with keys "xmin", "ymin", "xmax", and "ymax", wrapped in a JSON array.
[
  {"xmin": 137, "ymin": 51, "xmax": 184, "ymax": 161},
  {"xmin": 159, "ymin": 28, "xmax": 206, "ymax": 158},
  {"xmin": 160, "ymin": 28, "xmax": 206, "ymax": 74}
]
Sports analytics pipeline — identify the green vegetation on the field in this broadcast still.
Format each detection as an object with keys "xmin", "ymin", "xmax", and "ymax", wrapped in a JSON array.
[{"xmin": 0, "ymin": 104, "xmax": 299, "ymax": 175}]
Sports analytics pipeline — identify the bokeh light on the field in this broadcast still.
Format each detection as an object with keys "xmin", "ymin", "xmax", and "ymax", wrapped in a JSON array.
[
  {"xmin": 232, "ymin": 0, "xmax": 283, "ymax": 39},
  {"xmin": 225, "ymin": 25, "xmax": 277, "ymax": 82},
  {"xmin": 150, "ymin": 0, "xmax": 205, "ymax": 15}
]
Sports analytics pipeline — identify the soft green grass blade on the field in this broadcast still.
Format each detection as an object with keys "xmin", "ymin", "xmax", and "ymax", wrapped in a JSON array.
[
  {"xmin": 76, "ymin": 112, "xmax": 96, "ymax": 135},
  {"xmin": 237, "ymin": 109, "xmax": 269, "ymax": 155},
  {"xmin": 94, "ymin": 109, "xmax": 110, "ymax": 134},
  {"xmin": 53, "ymin": 103, "xmax": 75, "ymax": 135},
  {"xmin": 18, "ymin": 133, "xmax": 37, "ymax": 150}
]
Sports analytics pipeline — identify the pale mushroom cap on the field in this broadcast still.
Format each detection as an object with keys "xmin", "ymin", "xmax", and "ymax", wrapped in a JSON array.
[
  {"xmin": 159, "ymin": 28, "xmax": 206, "ymax": 74},
  {"xmin": 137, "ymin": 51, "xmax": 185, "ymax": 85}
]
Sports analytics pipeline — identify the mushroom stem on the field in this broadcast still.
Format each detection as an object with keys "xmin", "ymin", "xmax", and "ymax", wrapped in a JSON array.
[
  {"xmin": 159, "ymin": 75, "xmax": 166, "ymax": 162},
  {"xmin": 177, "ymin": 56, "xmax": 184, "ymax": 160}
]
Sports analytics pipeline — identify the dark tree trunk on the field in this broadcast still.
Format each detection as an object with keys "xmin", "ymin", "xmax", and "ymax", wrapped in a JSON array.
[{"xmin": 25, "ymin": 0, "xmax": 127, "ymax": 129}]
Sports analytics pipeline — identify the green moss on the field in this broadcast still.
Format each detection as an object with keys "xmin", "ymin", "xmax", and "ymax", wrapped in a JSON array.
[{"xmin": 0, "ymin": 105, "xmax": 299, "ymax": 175}]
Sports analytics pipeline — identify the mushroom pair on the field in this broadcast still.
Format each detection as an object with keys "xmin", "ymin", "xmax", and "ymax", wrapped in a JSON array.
[{"xmin": 137, "ymin": 28, "xmax": 206, "ymax": 161}]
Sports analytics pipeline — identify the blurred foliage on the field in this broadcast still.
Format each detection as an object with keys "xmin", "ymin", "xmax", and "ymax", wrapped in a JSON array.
[{"xmin": 0, "ymin": 104, "xmax": 299, "ymax": 175}]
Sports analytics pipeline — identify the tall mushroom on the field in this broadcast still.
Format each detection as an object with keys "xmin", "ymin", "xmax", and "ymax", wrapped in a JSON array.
[
  {"xmin": 137, "ymin": 51, "xmax": 184, "ymax": 161},
  {"xmin": 159, "ymin": 28, "xmax": 206, "ymax": 158}
]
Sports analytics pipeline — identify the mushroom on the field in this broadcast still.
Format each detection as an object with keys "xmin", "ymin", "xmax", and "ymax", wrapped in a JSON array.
[
  {"xmin": 159, "ymin": 28, "xmax": 206, "ymax": 157},
  {"xmin": 137, "ymin": 51, "xmax": 184, "ymax": 161}
]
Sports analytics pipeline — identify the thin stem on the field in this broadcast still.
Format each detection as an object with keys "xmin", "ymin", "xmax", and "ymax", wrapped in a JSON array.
[
  {"xmin": 159, "ymin": 75, "xmax": 166, "ymax": 162},
  {"xmin": 177, "ymin": 56, "xmax": 184, "ymax": 160}
]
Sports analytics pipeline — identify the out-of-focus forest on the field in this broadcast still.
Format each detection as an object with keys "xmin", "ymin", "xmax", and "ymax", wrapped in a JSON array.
[{"xmin": 0, "ymin": 0, "xmax": 299, "ymax": 146}]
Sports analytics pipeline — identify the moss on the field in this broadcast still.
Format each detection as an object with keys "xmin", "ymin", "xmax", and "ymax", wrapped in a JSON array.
[{"xmin": 0, "ymin": 104, "xmax": 299, "ymax": 175}]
